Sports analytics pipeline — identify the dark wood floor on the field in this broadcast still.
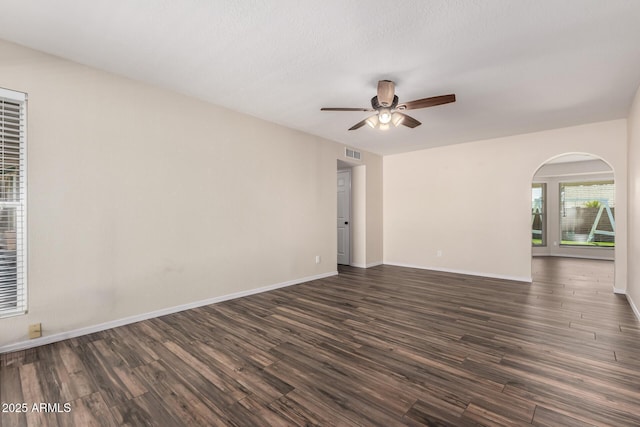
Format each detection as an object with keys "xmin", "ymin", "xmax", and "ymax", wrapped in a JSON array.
[{"xmin": 2, "ymin": 257, "xmax": 640, "ymax": 426}]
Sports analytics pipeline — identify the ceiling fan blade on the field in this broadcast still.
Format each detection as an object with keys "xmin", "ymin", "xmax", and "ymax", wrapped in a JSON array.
[
  {"xmin": 398, "ymin": 113, "xmax": 421, "ymax": 128},
  {"xmin": 399, "ymin": 94, "xmax": 456, "ymax": 110},
  {"xmin": 377, "ymin": 80, "xmax": 395, "ymax": 107},
  {"xmin": 348, "ymin": 118, "xmax": 368, "ymax": 130},
  {"xmin": 321, "ymin": 107, "xmax": 374, "ymax": 112}
]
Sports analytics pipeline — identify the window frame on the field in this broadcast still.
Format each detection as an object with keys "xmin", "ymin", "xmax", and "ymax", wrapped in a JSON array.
[
  {"xmin": 0, "ymin": 87, "xmax": 27, "ymax": 318},
  {"xmin": 559, "ymin": 179, "xmax": 615, "ymax": 248},
  {"xmin": 532, "ymin": 182, "xmax": 546, "ymax": 247}
]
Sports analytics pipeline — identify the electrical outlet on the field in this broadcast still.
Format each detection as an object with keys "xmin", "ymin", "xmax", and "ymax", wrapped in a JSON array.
[
  {"xmin": 315, "ymin": 255, "xmax": 321, "ymax": 264},
  {"xmin": 437, "ymin": 249, "xmax": 443, "ymax": 257},
  {"xmin": 28, "ymin": 323, "xmax": 42, "ymax": 339}
]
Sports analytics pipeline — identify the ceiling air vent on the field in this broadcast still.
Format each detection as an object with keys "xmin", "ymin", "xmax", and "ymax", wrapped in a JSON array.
[{"xmin": 345, "ymin": 147, "xmax": 361, "ymax": 161}]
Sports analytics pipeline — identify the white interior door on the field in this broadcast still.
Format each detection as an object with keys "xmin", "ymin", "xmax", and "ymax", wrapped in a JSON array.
[{"xmin": 337, "ymin": 169, "xmax": 351, "ymax": 265}]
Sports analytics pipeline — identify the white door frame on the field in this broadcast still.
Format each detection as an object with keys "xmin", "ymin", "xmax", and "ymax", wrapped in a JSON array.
[{"xmin": 337, "ymin": 169, "xmax": 351, "ymax": 265}]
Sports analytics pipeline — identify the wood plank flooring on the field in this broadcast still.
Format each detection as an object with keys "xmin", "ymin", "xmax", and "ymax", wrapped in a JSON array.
[{"xmin": 2, "ymin": 257, "xmax": 640, "ymax": 426}]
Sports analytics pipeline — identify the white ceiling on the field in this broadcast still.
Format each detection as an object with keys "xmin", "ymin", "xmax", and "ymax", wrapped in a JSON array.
[{"xmin": 2, "ymin": 1, "xmax": 640, "ymax": 155}]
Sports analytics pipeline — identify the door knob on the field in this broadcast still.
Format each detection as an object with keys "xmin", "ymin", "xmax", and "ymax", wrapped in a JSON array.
[{"xmin": 344, "ymin": 221, "xmax": 349, "ymax": 225}]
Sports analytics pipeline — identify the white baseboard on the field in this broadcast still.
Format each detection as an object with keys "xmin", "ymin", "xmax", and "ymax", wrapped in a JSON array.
[
  {"xmin": 0, "ymin": 271, "xmax": 337, "ymax": 355},
  {"xmin": 627, "ymin": 294, "xmax": 640, "ymax": 322},
  {"xmin": 348, "ymin": 261, "xmax": 383, "ymax": 269},
  {"xmin": 348, "ymin": 263, "xmax": 366, "ymax": 268},
  {"xmin": 384, "ymin": 262, "xmax": 532, "ymax": 283},
  {"xmin": 607, "ymin": 288, "xmax": 640, "ymax": 322}
]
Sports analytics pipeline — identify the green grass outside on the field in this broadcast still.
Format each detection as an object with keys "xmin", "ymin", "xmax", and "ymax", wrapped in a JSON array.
[
  {"xmin": 560, "ymin": 240, "xmax": 615, "ymax": 247},
  {"xmin": 531, "ymin": 239, "xmax": 614, "ymax": 247}
]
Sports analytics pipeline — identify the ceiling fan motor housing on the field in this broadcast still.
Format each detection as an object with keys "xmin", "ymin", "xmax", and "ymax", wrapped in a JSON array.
[
  {"xmin": 377, "ymin": 80, "xmax": 395, "ymax": 107},
  {"xmin": 371, "ymin": 95, "xmax": 399, "ymax": 111}
]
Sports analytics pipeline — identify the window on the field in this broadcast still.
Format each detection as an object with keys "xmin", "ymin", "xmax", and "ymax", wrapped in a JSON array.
[
  {"xmin": 560, "ymin": 180, "xmax": 615, "ymax": 247},
  {"xmin": 532, "ymin": 183, "xmax": 546, "ymax": 246},
  {"xmin": 0, "ymin": 87, "xmax": 27, "ymax": 317}
]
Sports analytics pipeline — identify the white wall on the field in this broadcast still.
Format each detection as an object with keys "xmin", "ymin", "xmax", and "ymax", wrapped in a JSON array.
[
  {"xmin": 628, "ymin": 85, "xmax": 640, "ymax": 318},
  {"xmin": 384, "ymin": 120, "xmax": 628, "ymax": 287},
  {"xmin": 0, "ymin": 39, "xmax": 383, "ymax": 350},
  {"xmin": 366, "ymin": 159, "xmax": 384, "ymax": 267},
  {"xmin": 351, "ymin": 165, "xmax": 367, "ymax": 267}
]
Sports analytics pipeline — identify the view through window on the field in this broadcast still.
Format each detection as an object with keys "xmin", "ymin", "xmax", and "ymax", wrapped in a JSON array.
[
  {"xmin": 560, "ymin": 181, "xmax": 615, "ymax": 247},
  {"xmin": 531, "ymin": 183, "xmax": 545, "ymax": 246}
]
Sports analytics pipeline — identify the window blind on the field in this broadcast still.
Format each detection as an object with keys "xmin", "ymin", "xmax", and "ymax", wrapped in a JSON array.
[
  {"xmin": 0, "ymin": 88, "xmax": 27, "ymax": 317},
  {"xmin": 560, "ymin": 180, "xmax": 615, "ymax": 247}
]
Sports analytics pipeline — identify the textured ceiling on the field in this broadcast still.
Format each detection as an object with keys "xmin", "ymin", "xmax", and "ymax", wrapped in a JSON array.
[{"xmin": 1, "ymin": 0, "xmax": 640, "ymax": 155}]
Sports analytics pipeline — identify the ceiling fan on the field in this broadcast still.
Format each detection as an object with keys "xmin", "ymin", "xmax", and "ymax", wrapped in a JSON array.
[{"xmin": 321, "ymin": 80, "xmax": 455, "ymax": 130}]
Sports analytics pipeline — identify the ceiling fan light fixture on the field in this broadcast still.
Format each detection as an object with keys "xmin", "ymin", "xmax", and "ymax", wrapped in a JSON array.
[
  {"xmin": 378, "ymin": 108, "xmax": 392, "ymax": 124},
  {"xmin": 391, "ymin": 112, "xmax": 404, "ymax": 127},
  {"xmin": 365, "ymin": 115, "xmax": 379, "ymax": 128},
  {"xmin": 320, "ymin": 80, "xmax": 455, "ymax": 132}
]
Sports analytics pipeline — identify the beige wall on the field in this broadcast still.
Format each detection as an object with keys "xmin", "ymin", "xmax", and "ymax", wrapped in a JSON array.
[
  {"xmin": 384, "ymin": 120, "xmax": 628, "ymax": 287},
  {"xmin": 350, "ymin": 165, "xmax": 367, "ymax": 267},
  {"xmin": 628, "ymin": 85, "xmax": 640, "ymax": 316},
  {"xmin": 366, "ymin": 157, "xmax": 384, "ymax": 266},
  {"xmin": 0, "ymin": 39, "xmax": 383, "ymax": 350}
]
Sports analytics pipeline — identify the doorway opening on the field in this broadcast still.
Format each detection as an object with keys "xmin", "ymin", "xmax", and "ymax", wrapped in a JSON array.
[
  {"xmin": 337, "ymin": 159, "xmax": 366, "ymax": 268},
  {"xmin": 337, "ymin": 168, "xmax": 351, "ymax": 265},
  {"xmin": 532, "ymin": 153, "xmax": 615, "ymax": 258},
  {"xmin": 531, "ymin": 153, "xmax": 616, "ymax": 289}
]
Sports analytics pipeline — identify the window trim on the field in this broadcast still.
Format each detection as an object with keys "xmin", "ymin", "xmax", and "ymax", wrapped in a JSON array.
[
  {"xmin": 532, "ymin": 182, "xmax": 546, "ymax": 247},
  {"xmin": 0, "ymin": 87, "xmax": 27, "ymax": 318}
]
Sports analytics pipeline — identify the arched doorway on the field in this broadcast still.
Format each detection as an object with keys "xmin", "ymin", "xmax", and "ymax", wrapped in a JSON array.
[{"xmin": 531, "ymin": 153, "xmax": 616, "ymax": 289}]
